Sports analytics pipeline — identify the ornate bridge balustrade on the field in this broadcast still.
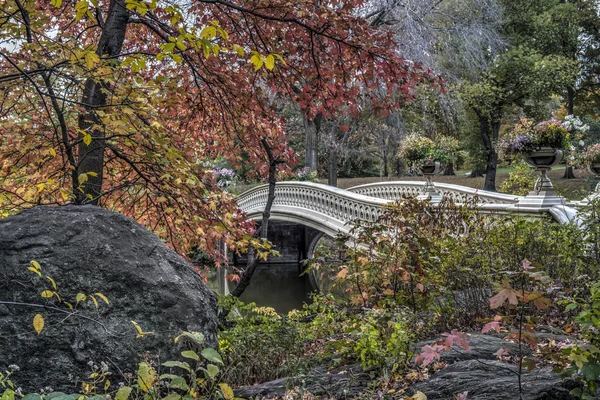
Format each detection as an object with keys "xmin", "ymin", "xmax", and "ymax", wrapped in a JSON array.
[
  {"xmin": 238, "ymin": 182, "xmax": 389, "ymax": 237},
  {"xmin": 347, "ymin": 181, "xmax": 524, "ymax": 205},
  {"xmin": 237, "ymin": 181, "xmax": 581, "ymax": 237}
]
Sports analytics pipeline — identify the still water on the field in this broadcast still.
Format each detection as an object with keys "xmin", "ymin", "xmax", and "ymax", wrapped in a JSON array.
[{"xmin": 225, "ymin": 263, "xmax": 315, "ymax": 314}]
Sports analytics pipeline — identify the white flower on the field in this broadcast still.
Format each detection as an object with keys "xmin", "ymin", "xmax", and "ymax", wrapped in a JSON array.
[
  {"xmin": 579, "ymin": 140, "xmax": 585, "ymax": 146},
  {"xmin": 570, "ymin": 156, "xmax": 575, "ymax": 160},
  {"xmin": 570, "ymin": 145, "xmax": 575, "ymax": 151}
]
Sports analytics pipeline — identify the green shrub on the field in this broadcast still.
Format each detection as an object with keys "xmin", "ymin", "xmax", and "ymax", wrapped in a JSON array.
[
  {"xmin": 500, "ymin": 160, "xmax": 537, "ymax": 196},
  {"xmin": 217, "ymin": 297, "xmax": 308, "ymax": 386}
]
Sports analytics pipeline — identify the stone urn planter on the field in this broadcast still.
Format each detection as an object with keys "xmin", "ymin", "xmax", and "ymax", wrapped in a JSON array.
[
  {"xmin": 522, "ymin": 148, "xmax": 563, "ymax": 194},
  {"xmin": 417, "ymin": 161, "xmax": 442, "ymax": 203},
  {"xmin": 422, "ymin": 161, "xmax": 441, "ymax": 176}
]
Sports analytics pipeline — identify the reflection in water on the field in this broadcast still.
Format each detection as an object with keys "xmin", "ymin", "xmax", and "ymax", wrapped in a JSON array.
[{"xmin": 228, "ymin": 263, "xmax": 315, "ymax": 314}]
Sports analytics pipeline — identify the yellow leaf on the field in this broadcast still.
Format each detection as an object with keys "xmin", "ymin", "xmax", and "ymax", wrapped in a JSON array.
[
  {"xmin": 265, "ymin": 54, "xmax": 275, "ymax": 71},
  {"xmin": 104, "ymin": 380, "xmax": 110, "ymax": 391},
  {"xmin": 49, "ymin": 148, "xmax": 57, "ymax": 157},
  {"xmin": 76, "ymin": 293, "xmax": 87, "ymax": 303},
  {"xmin": 131, "ymin": 320, "xmax": 153, "ymax": 338},
  {"xmin": 30, "ymin": 260, "xmax": 41, "ymax": 270},
  {"xmin": 41, "ymin": 290, "xmax": 54, "ymax": 298},
  {"xmin": 218, "ymin": 383, "xmax": 234, "ymax": 400},
  {"xmin": 407, "ymin": 392, "xmax": 427, "ymax": 400},
  {"xmin": 47, "ymin": 276, "xmax": 57, "ymax": 290},
  {"xmin": 27, "ymin": 266, "xmax": 42, "ymax": 277},
  {"xmin": 64, "ymin": 302, "xmax": 73, "ymax": 310},
  {"xmin": 83, "ymin": 133, "xmax": 92, "ymax": 146},
  {"xmin": 87, "ymin": 171, "xmax": 98, "ymax": 177},
  {"xmin": 33, "ymin": 314, "xmax": 44, "ymax": 335},
  {"xmin": 250, "ymin": 54, "xmax": 263, "ymax": 71},
  {"xmin": 232, "ymin": 44, "xmax": 245, "ymax": 56},
  {"xmin": 95, "ymin": 292, "xmax": 109, "ymax": 304},
  {"xmin": 78, "ymin": 173, "xmax": 88, "ymax": 185},
  {"xmin": 137, "ymin": 362, "xmax": 156, "ymax": 392},
  {"xmin": 200, "ymin": 25, "xmax": 217, "ymax": 39},
  {"xmin": 90, "ymin": 295, "xmax": 99, "ymax": 308}
]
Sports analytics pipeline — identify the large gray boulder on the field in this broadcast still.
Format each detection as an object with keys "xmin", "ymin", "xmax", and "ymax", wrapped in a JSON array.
[{"xmin": 0, "ymin": 205, "xmax": 218, "ymax": 392}]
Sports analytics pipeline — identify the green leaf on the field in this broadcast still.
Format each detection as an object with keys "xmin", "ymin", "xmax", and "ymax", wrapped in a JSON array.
[
  {"xmin": 115, "ymin": 386, "xmax": 132, "ymax": 400},
  {"xmin": 581, "ymin": 363, "xmax": 600, "ymax": 381},
  {"xmin": 174, "ymin": 331, "xmax": 204, "ymax": 346},
  {"xmin": 206, "ymin": 364, "xmax": 219, "ymax": 378},
  {"xmin": 161, "ymin": 395, "xmax": 181, "ymax": 400},
  {"xmin": 162, "ymin": 360, "xmax": 191, "ymax": 372},
  {"xmin": 76, "ymin": 293, "xmax": 86, "ymax": 303},
  {"xmin": 201, "ymin": 348, "xmax": 223, "ymax": 365},
  {"xmin": 169, "ymin": 377, "xmax": 189, "ymax": 391},
  {"xmin": 181, "ymin": 350, "xmax": 199, "ymax": 361},
  {"xmin": 1, "ymin": 389, "xmax": 15, "ymax": 400}
]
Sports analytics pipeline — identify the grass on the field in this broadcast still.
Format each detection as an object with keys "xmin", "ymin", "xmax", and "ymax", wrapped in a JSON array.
[{"xmin": 232, "ymin": 166, "xmax": 599, "ymax": 201}]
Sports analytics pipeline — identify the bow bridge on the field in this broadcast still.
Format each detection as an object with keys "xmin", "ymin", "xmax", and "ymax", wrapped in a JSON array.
[{"xmin": 235, "ymin": 181, "xmax": 580, "ymax": 265}]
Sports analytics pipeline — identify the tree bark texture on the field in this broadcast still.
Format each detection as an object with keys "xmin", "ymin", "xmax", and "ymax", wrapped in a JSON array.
[
  {"xmin": 76, "ymin": 0, "xmax": 130, "ymax": 204},
  {"xmin": 327, "ymin": 148, "xmax": 338, "ymax": 187},
  {"xmin": 480, "ymin": 118, "xmax": 499, "ymax": 192},
  {"xmin": 563, "ymin": 95, "xmax": 576, "ymax": 179},
  {"xmin": 302, "ymin": 112, "xmax": 322, "ymax": 173}
]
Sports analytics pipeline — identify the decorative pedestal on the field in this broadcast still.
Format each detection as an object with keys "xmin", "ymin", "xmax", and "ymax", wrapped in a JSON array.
[
  {"xmin": 517, "ymin": 148, "xmax": 570, "ymax": 208},
  {"xmin": 417, "ymin": 161, "xmax": 442, "ymax": 204}
]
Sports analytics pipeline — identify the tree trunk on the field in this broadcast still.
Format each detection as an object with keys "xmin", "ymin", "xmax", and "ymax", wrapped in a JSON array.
[
  {"xmin": 76, "ymin": 0, "xmax": 130, "ymax": 204},
  {"xmin": 443, "ymin": 163, "xmax": 455, "ymax": 176},
  {"xmin": 383, "ymin": 148, "xmax": 388, "ymax": 177},
  {"xmin": 563, "ymin": 91, "xmax": 576, "ymax": 179},
  {"xmin": 327, "ymin": 148, "xmax": 338, "ymax": 187},
  {"xmin": 563, "ymin": 166, "xmax": 576, "ymax": 179},
  {"xmin": 230, "ymin": 139, "xmax": 280, "ymax": 298},
  {"xmin": 302, "ymin": 112, "xmax": 322, "ymax": 173},
  {"xmin": 469, "ymin": 168, "xmax": 485, "ymax": 178},
  {"xmin": 566, "ymin": 85, "xmax": 575, "ymax": 115},
  {"xmin": 480, "ymin": 119, "xmax": 499, "ymax": 192}
]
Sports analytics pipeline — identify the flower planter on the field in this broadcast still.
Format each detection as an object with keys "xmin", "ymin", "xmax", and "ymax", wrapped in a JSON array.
[
  {"xmin": 522, "ymin": 148, "xmax": 564, "ymax": 168},
  {"xmin": 522, "ymin": 148, "xmax": 563, "ymax": 195},
  {"xmin": 417, "ymin": 161, "xmax": 442, "ymax": 204},
  {"xmin": 588, "ymin": 163, "xmax": 600, "ymax": 176},
  {"xmin": 422, "ymin": 161, "xmax": 441, "ymax": 176}
]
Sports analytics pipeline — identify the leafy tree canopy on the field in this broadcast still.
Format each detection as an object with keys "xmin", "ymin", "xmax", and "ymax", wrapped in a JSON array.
[{"xmin": 0, "ymin": 0, "xmax": 438, "ymax": 256}]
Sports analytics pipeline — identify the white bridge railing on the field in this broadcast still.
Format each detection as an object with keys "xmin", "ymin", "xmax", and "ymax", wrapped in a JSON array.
[
  {"xmin": 237, "ymin": 181, "xmax": 580, "ymax": 234},
  {"xmin": 348, "ymin": 181, "xmax": 523, "ymax": 204}
]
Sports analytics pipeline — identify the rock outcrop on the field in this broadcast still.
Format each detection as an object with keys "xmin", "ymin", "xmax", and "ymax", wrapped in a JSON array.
[{"xmin": 0, "ymin": 206, "xmax": 218, "ymax": 392}]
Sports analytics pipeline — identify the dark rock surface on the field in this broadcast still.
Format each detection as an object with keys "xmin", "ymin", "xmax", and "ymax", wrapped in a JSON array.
[
  {"xmin": 234, "ymin": 363, "xmax": 371, "ymax": 399},
  {"xmin": 414, "ymin": 333, "xmax": 531, "ymax": 364},
  {"xmin": 409, "ymin": 359, "xmax": 577, "ymax": 400},
  {"xmin": 410, "ymin": 333, "xmax": 577, "ymax": 400},
  {"xmin": 0, "ymin": 205, "xmax": 218, "ymax": 392}
]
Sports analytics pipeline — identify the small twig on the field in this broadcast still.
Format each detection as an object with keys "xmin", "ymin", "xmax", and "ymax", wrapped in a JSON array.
[{"xmin": 0, "ymin": 300, "xmax": 119, "ymax": 336}]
